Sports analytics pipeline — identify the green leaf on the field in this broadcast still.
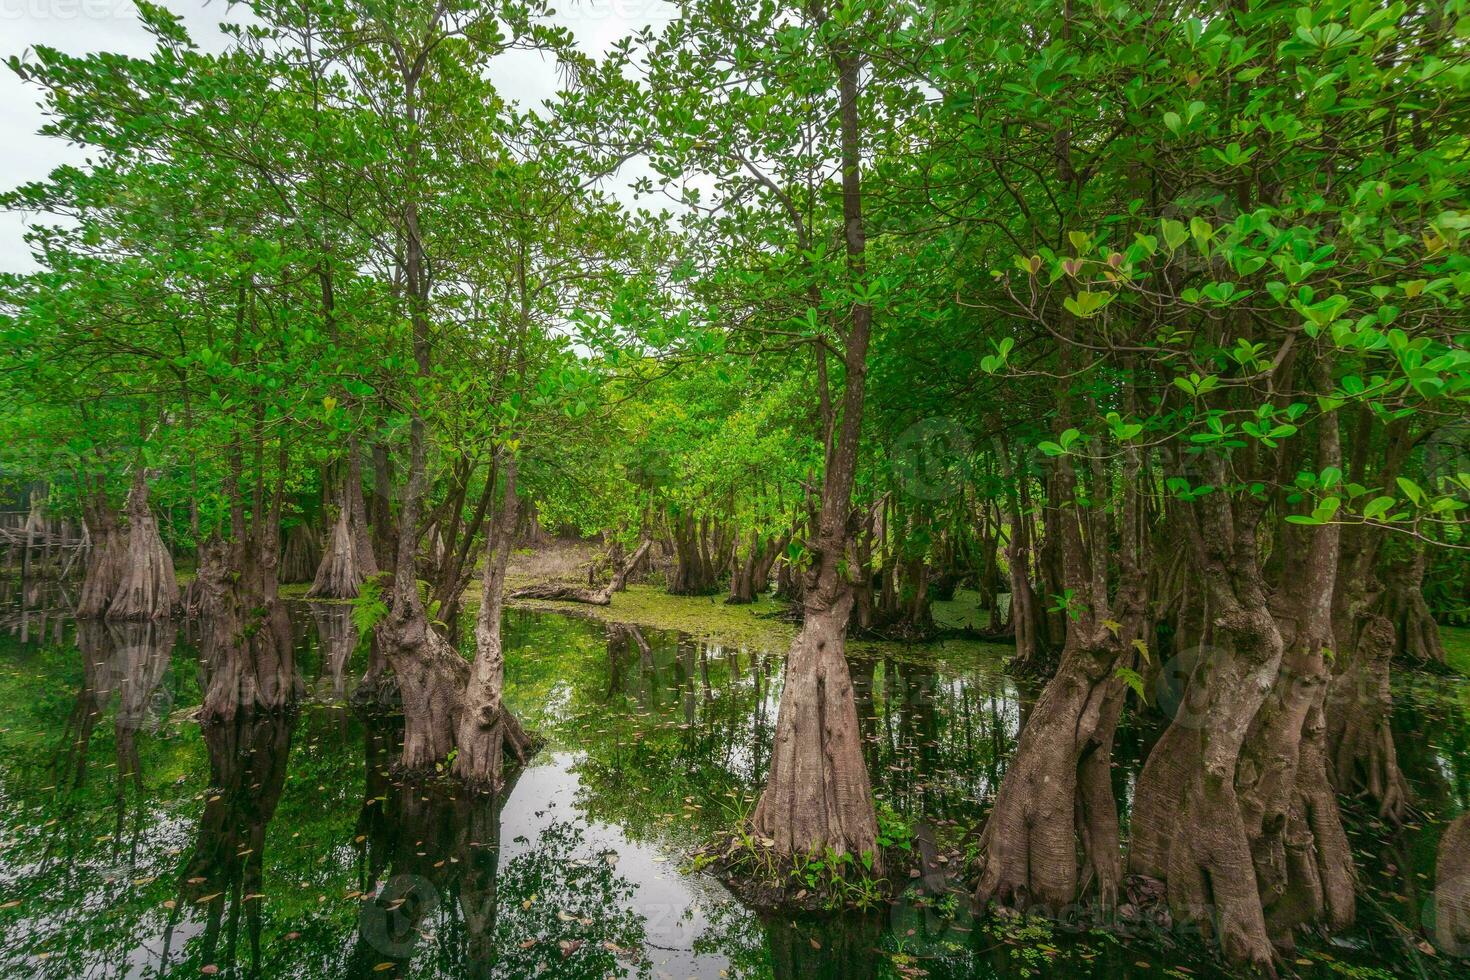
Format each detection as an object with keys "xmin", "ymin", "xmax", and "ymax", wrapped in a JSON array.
[{"xmin": 1115, "ymin": 666, "xmax": 1147, "ymax": 702}]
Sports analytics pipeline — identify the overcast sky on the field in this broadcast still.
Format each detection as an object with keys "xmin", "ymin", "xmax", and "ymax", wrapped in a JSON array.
[{"xmin": 0, "ymin": 0, "xmax": 674, "ymax": 272}]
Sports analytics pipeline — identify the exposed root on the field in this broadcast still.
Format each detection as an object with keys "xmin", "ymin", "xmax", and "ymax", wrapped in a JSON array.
[{"xmin": 1327, "ymin": 614, "xmax": 1411, "ymax": 824}]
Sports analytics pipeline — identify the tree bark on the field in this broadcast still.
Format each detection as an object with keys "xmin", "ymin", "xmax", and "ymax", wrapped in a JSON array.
[
  {"xmin": 1128, "ymin": 489, "xmax": 1285, "ymax": 970},
  {"xmin": 280, "ymin": 521, "xmax": 321, "ymax": 584},
  {"xmin": 307, "ymin": 452, "xmax": 378, "ymax": 599},
  {"xmin": 454, "ymin": 455, "xmax": 537, "ymax": 792},
  {"xmin": 198, "ymin": 439, "xmax": 300, "ymax": 723},
  {"xmin": 106, "ymin": 468, "xmax": 179, "ymax": 621},
  {"xmin": 668, "ymin": 513, "xmax": 724, "ymax": 595},
  {"xmin": 1235, "ymin": 408, "xmax": 1354, "ymax": 946},
  {"xmin": 747, "ymin": 31, "xmax": 880, "ymax": 874},
  {"xmin": 1435, "ymin": 814, "xmax": 1470, "ymax": 957},
  {"xmin": 1381, "ymin": 547, "xmax": 1447, "ymax": 666},
  {"xmin": 977, "ymin": 440, "xmax": 1141, "ymax": 914},
  {"xmin": 728, "ymin": 528, "xmax": 790, "ymax": 604},
  {"xmin": 1326, "ymin": 613, "xmax": 1410, "ymax": 823},
  {"xmin": 77, "ymin": 489, "xmax": 124, "ymax": 619},
  {"xmin": 196, "ymin": 538, "xmax": 301, "ymax": 723},
  {"xmin": 1131, "ymin": 405, "xmax": 1357, "ymax": 968}
]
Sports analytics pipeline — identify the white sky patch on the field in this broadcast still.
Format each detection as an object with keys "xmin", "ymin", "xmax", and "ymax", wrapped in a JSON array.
[{"xmin": 0, "ymin": 0, "xmax": 676, "ymax": 272}]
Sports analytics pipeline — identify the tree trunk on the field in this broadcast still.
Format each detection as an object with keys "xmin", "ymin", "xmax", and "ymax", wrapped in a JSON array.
[
  {"xmin": 1381, "ymin": 547, "xmax": 1447, "ymax": 666},
  {"xmin": 977, "ymin": 441, "xmax": 1140, "ymax": 914},
  {"xmin": 106, "ymin": 469, "xmax": 179, "ymax": 621},
  {"xmin": 668, "ymin": 513, "xmax": 722, "ymax": 595},
  {"xmin": 747, "ymin": 34, "xmax": 881, "ymax": 876},
  {"xmin": 1128, "ymin": 546, "xmax": 1284, "ymax": 970},
  {"xmin": 975, "ymin": 624, "xmax": 1129, "ymax": 911},
  {"xmin": 1325, "ymin": 414, "xmax": 1413, "ymax": 822},
  {"xmin": 774, "ymin": 556, "xmax": 803, "ymax": 602},
  {"xmin": 307, "ymin": 453, "xmax": 377, "ymax": 599},
  {"xmin": 1236, "ymin": 414, "xmax": 1355, "ymax": 947},
  {"xmin": 454, "ymin": 456, "xmax": 537, "ymax": 793},
  {"xmin": 1327, "ymin": 613, "xmax": 1410, "ymax": 822},
  {"xmin": 729, "ymin": 528, "xmax": 790, "ymax": 604},
  {"xmin": 1004, "ymin": 463, "xmax": 1054, "ymax": 676},
  {"xmin": 370, "ymin": 440, "xmax": 397, "ymax": 574},
  {"xmin": 1434, "ymin": 814, "xmax": 1470, "ymax": 957},
  {"xmin": 77, "ymin": 491, "xmax": 124, "ymax": 619},
  {"xmin": 198, "ymin": 437, "xmax": 300, "ymax": 724},
  {"xmin": 750, "ymin": 597, "xmax": 879, "ymax": 866},
  {"xmin": 196, "ymin": 539, "xmax": 301, "ymax": 723},
  {"xmin": 380, "ymin": 603, "xmax": 468, "ymax": 773},
  {"xmin": 280, "ymin": 521, "xmax": 321, "ymax": 584},
  {"xmin": 1132, "ymin": 408, "xmax": 1355, "ymax": 968}
]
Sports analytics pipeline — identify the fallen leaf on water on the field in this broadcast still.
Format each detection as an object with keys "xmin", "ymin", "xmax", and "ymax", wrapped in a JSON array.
[
  {"xmin": 373, "ymin": 963, "xmax": 395, "ymax": 972},
  {"xmin": 196, "ymin": 893, "xmax": 222, "ymax": 904}
]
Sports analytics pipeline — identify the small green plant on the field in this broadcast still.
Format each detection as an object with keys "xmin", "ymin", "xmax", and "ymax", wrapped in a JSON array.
[
  {"xmin": 876, "ymin": 802, "xmax": 913, "ymax": 852},
  {"xmin": 1047, "ymin": 588, "xmax": 1088, "ymax": 622},
  {"xmin": 351, "ymin": 572, "xmax": 390, "ymax": 638}
]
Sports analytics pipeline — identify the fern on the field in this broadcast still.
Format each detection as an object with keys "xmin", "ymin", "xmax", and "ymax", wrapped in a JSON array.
[
  {"xmin": 351, "ymin": 573, "xmax": 390, "ymax": 636},
  {"xmin": 1114, "ymin": 666, "xmax": 1147, "ymax": 703}
]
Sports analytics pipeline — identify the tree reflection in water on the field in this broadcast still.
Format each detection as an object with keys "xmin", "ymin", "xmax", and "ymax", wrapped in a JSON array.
[
  {"xmin": 349, "ymin": 718, "xmax": 648, "ymax": 978},
  {"xmin": 162, "ymin": 715, "xmax": 294, "ymax": 978}
]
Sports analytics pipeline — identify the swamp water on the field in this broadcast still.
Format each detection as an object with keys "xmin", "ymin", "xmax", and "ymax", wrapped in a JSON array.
[{"xmin": 0, "ymin": 580, "xmax": 1465, "ymax": 979}]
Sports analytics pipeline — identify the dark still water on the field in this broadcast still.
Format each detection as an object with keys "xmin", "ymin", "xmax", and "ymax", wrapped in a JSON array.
[{"xmin": 0, "ymin": 580, "xmax": 1465, "ymax": 978}]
